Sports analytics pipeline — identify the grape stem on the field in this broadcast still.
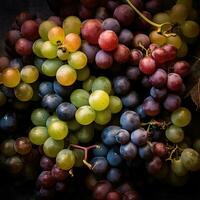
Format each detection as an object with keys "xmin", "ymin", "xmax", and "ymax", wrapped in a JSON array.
[
  {"xmin": 141, "ymin": 120, "xmax": 171, "ymax": 130},
  {"xmin": 70, "ymin": 144, "xmax": 98, "ymax": 169}
]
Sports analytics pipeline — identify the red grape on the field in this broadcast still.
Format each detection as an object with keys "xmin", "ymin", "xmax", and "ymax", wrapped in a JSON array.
[
  {"xmin": 151, "ymin": 47, "xmax": 167, "ymax": 65},
  {"xmin": 15, "ymin": 38, "xmax": 33, "ymax": 56},
  {"xmin": 143, "ymin": 96, "xmax": 160, "ymax": 116},
  {"xmin": 106, "ymin": 191, "xmax": 121, "ymax": 200},
  {"xmin": 139, "ymin": 56, "xmax": 156, "ymax": 75},
  {"xmin": 38, "ymin": 171, "xmax": 56, "ymax": 188},
  {"xmin": 149, "ymin": 69, "xmax": 167, "ymax": 88},
  {"xmin": 130, "ymin": 49, "xmax": 143, "ymax": 65},
  {"xmin": 16, "ymin": 12, "xmax": 34, "ymax": 26},
  {"xmin": 162, "ymin": 44, "xmax": 177, "ymax": 62},
  {"xmin": 133, "ymin": 33, "xmax": 150, "ymax": 48},
  {"xmin": 21, "ymin": 20, "xmax": 39, "ymax": 40},
  {"xmin": 113, "ymin": 44, "xmax": 130, "ymax": 63},
  {"xmin": 6, "ymin": 30, "xmax": 21, "ymax": 47},
  {"xmin": 14, "ymin": 137, "xmax": 32, "ymax": 155},
  {"xmin": 147, "ymin": 156, "xmax": 163, "ymax": 174},
  {"xmin": 172, "ymin": 61, "xmax": 190, "ymax": 77},
  {"xmin": 167, "ymin": 73, "xmax": 183, "ymax": 92},
  {"xmin": 153, "ymin": 142, "xmax": 168, "ymax": 157}
]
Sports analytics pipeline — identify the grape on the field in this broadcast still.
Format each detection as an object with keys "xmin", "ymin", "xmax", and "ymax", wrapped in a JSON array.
[
  {"xmin": 171, "ymin": 159, "xmax": 188, "ymax": 176},
  {"xmin": 29, "ymin": 126, "xmax": 49, "ymax": 145},
  {"xmin": 120, "ymin": 142, "xmax": 137, "ymax": 160},
  {"xmin": 113, "ymin": 44, "xmax": 130, "ymax": 64},
  {"xmin": 119, "ymin": 29, "xmax": 133, "ymax": 47},
  {"xmin": 63, "ymin": 33, "xmax": 81, "ymax": 52},
  {"xmin": 21, "ymin": 20, "xmax": 39, "ymax": 40},
  {"xmin": 102, "ymin": 18, "xmax": 121, "ymax": 34},
  {"xmin": 38, "ymin": 82, "xmax": 53, "ymax": 97},
  {"xmin": 95, "ymin": 109, "xmax": 112, "ymax": 125},
  {"xmin": 56, "ymin": 102, "xmax": 76, "ymax": 121},
  {"xmin": 150, "ymin": 87, "xmax": 167, "ymax": 101},
  {"xmin": 180, "ymin": 148, "xmax": 200, "ymax": 171},
  {"xmin": 43, "ymin": 137, "xmax": 64, "ymax": 158},
  {"xmin": 14, "ymin": 83, "xmax": 33, "ymax": 102},
  {"xmin": 166, "ymin": 35, "xmax": 182, "ymax": 49},
  {"xmin": 16, "ymin": 12, "xmax": 33, "ymax": 26},
  {"xmin": 68, "ymin": 119, "xmax": 81, "ymax": 132},
  {"xmin": 0, "ymin": 113, "xmax": 17, "ymax": 132},
  {"xmin": 167, "ymin": 73, "xmax": 183, "ymax": 92},
  {"xmin": 75, "ymin": 105, "xmax": 96, "ymax": 125},
  {"xmin": 177, "ymin": 42, "xmax": 188, "ymax": 58},
  {"xmin": 153, "ymin": 142, "xmax": 168, "ymax": 158},
  {"xmin": 48, "ymin": 120, "xmax": 68, "ymax": 140},
  {"xmin": 76, "ymin": 125, "xmax": 94, "ymax": 143},
  {"xmin": 53, "ymin": 80, "xmax": 74, "ymax": 97},
  {"xmin": 129, "ymin": 49, "xmax": 143, "ymax": 66},
  {"xmin": 6, "ymin": 30, "xmax": 21, "ymax": 47},
  {"xmin": 56, "ymin": 149, "xmax": 75, "ymax": 170},
  {"xmin": 38, "ymin": 171, "xmax": 55, "ymax": 188},
  {"xmin": 92, "ymin": 157, "xmax": 108, "ymax": 174},
  {"xmin": 139, "ymin": 144, "xmax": 153, "ymax": 160},
  {"xmin": 171, "ymin": 107, "xmax": 191, "ymax": 127},
  {"xmin": 20, "ymin": 65, "xmax": 39, "ymax": 83},
  {"xmin": 165, "ymin": 125, "xmax": 184, "ymax": 143},
  {"xmin": 143, "ymin": 96, "xmax": 160, "ymax": 117},
  {"xmin": 81, "ymin": 19, "xmax": 103, "ymax": 45},
  {"xmin": 41, "ymin": 41, "xmax": 57, "ymax": 59},
  {"xmin": 113, "ymin": 4, "xmax": 135, "ymax": 27},
  {"xmin": 147, "ymin": 156, "xmax": 163, "ymax": 174},
  {"xmin": 113, "ymin": 76, "xmax": 130, "ymax": 95},
  {"xmin": 93, "ymin": 181, "xmax": 112, "ymax": 200},
  {"xmin": 37, "ymin": 187, "xmax": 55, "ymax": 199},
  {"xmin": 95, "ymin": 50, "xmax": 113, "ymax": 69},
  {"xmin": 33, "ymin": 39, "xmax": 44, "ymax": 58},
  {"xmin": 92, "ymin": 76, "xmax": 112, "ymax": 94},
  {"xmin": 14, "ymin": 137, "xmax": 32, "ymax": 155},
  {"xmin": 6, "ymin": 156, "xmax": 24, "ymax": 174},
  {"xmin": 51, "ymin": 164, "xmax": 68, "ymax": 181},
  {"xmin": 70, "ymin": 89, "xmax": 89, "ymax": 108},
  {"xmin": 0, "ymin": 90, "xmax": 7, "ymax": 106},
  {"xmin": 131, "ymin": 128, "xmax": 148, "ymax": 146},
  {"xmin": 57, "ymin": 48, "xmax": 69, "ymax": 61},
  {"xmin": 122, "ymin": 91, "xmax": 139, "ymax": 108},
  {"xmin": 145, "ymin": 0, "xmax": 161, "ymax": 14},
  {"xmin": 79, "ymin": 5, "xmax": 93, "ymax": 20},
  {"xmin": 139, "ymin": 56, "xmax": 156, "ymax": 75},
  {"xmin": 107, "ymin": 148, "xmax": 122, "ymax": 167},
  {"xmin": 56, "ymin": 182, "xmax": 67, "ymax": 193},
  {"xmin": 32, "ymin": 108, "xmax": 50, "ymax": 125},
  {"xmin": 89, "ymin": 90, "xmax": 109, "ymax": 111},
  {"xmin": 181, "ymin": 20, "xmax": 200, "ymax": 38},
  {"xmin": 2, "ymin": 67, "xmax": 20, "ymax": 88},
  {"xmin": 109, "ymin": 96, "xmax": 122, "ymax": 114},
  {"xmin": 39, "ymin": 20, "xmax": 56, "ymax": 41},
  {"xmin": 193, "ymin": 139, "xmax": 200, "ymax": 154},
  {"xmin": 48, "ymin": 16, "xmax": 62, "ymax": 26},
  {"xmin": 169, "ymin": 171, "xmax": 188, "ymax": 187},
  {"xmin": 115, "ymin": 129, "xmax": 130, "ymax": 145},
  {"xmin": 162, "ymin": 44, "xmax": 177, "ymax": 62},
  {"xmin": 68, "ymin": 51, "xmax": 87, "ymax": 69},
  {"xmin": 73, "ymin": 149, "xmax": 84, "ymax": 167},
  {"xmin": 63, "ymin": 16, "xmax": 81, "ymax": 35},
  {"xmin": 56, "ymin": 64, "xmax": 77, "ymax": 86},
  {"xmin": 42, "ymin": 58, "xmax": 63, "ymax": 77},
  {"xmin": 48, "ymin": 26, "xmax": 65, "ymax": 45},
  {"xmin": 0, "ymin": 139, "xmax": 16, "ymax": 157},
  {"xmin": 170, "ymin": 4, "xmax": 188, "ymax": 24},
  {"xmin": 46, "ymin": 116, "xmax": 59, "ymax": 128},
  {"xmin": 149, "ymin": 30, "xmax": 167, "ymax": 46},
  {"xmin": 172, "ymin": 61, "xmax": 190, "ymax": 77},
  {"xmin": 149, "ymin": 69, "xmax": 167, "ymax": 88},
  {"xmin": 93, "ymin": 144, "xmax": 108, "ymax": 157},
  {"xmin": 107, "ymin": 168, "xmax": 122, "ymax": 183},
  {"xmin": 133, "ymin": 33, "xmax": 150, "ymax": 48},
  {"xmin": 152, "ymin": 47, "xmax": 167, "ymax": 65},
  {"xmin": 15, "ymin": 38, "xmax": 33, "ymax": 55},
  {"xmin": 163, "ymin": 94, "xmax": 181, "ymax": 112},
  {"xmin": 153, "ymin": 12, "xmax": 171, "ymax": 24},
  {"xmin": 40, "ymin": 156, "xmax": 54, "ymax": 171}
]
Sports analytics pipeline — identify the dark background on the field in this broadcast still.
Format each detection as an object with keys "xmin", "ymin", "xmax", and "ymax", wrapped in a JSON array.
[{"xmin": 0, "ymin": 0, "xmax": 200, "ymax": 199}]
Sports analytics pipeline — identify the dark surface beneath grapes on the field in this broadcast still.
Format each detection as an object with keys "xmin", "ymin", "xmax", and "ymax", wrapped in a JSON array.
[{"xmin": 0, "ymin": 1, "xmax": 200, "ymax": 200}]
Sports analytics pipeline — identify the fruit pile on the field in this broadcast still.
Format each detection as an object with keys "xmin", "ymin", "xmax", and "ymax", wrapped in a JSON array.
[{"xmin": 0, "ymin": 0, "xmax": 200, "ymax": 199}]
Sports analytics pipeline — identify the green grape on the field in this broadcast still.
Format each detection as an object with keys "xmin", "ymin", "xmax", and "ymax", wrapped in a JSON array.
[
  {"xmin": 41, "ymin": 41, "xmax": 57, "ymax": 59},
  {"xmin": 91, "ymin": 76, "xmax": 112, "ymax": 94},
  {"xmin": 76, "ymin": 125, "xmax": 94, "ymax": 143},
  {"xmin": 0, "ymin": 90, "xmax": 7, "ymax": 106},
  {"xmin": 56, "ymin": 64, "xmax": 77, "ymax": 86},
  {"xmin": 68, "ymin": 51, "xmax": 87, "ymax": 70},
  {"xmin": 70, "ymin": 89, "xmax": 89, "ymax": 108},
  {"xmin": 28, "ymin": 126, "xmax": 49, "ymax": 145},
  {"xmin": 75, "ymin": 106, "xmax": 96, "ymax": 125},
  {"xmin": 73, "ymin": 149, "xmax": 84, "ymax": 167},
  {"xmin": 82, "ymin": 76, "xmax": 96, "ymax": 92},
  {"xmin": 68, "ymin": 119, "xmax": 81, "ymax": 131},
  {"xmin": 180, "ymin": 148, "xmax": 200, "ymax": 171},
  {"xmin": 153, "ymin": 12, "xmax": 171, "ymax": 24},
  {"xmin": 95, "ymin": 108, "xmax": 112, "ymax": 125},
  {"xmin": 42, "ymin": 58, "xmax": 63, "ymax": 77},
  {"xmin": 108, "ymin": 96, "xmax": 122, "ymax": 114},
  {"xmin": 48, "ymin": 120, "xmax": 68, "ymax": 140},
  {"xmin": 89, "ymin": 90, "xmax": 109, "ymax": 111},
  {"xmin": 165, "ymin": 125, "xmax": 184, "ymax": 143},
  {"xmin": 46, "ymin": 115, "xmax": 59, "ymax": 127},
  {"xmin": 177, "ymin": 42, "xmax": 188, "ymax": 57},
  {"xmin": 39, "ymin": 20, "xmax": 57, "ymax": 41},
  {"xmin": 169, "ymin": 171, "xmax": 188, "ymax": 187},
  {"xmin": 63, "ymin": 16, "xmax": 81, "ymax": 35},
  {"xmin": 170, "ymin": 4, "xmax": 188, "ymax": 24},
  {"xmin": 21, "ymin": 65, "xmax": 39, "ymax": 84},
  {"xmin": 176, "ymin": 0, "xmax": 192, "ymax": 11},
  {"xmin": 57, "ymin": 48, "xmax": 69, "ymax": 61},
  {"xmin": 149, "ymin": 30, "xmax": 167, "ymax": 46},
  {"xmin": 14, "ymin": 83, "xmax": 33, "ymax": 102},
  {"xmin": 31, "ymin": 108, "xmax": 50, "ymax": 126},
  {"xmin": 171, "ymin": 159, "xmax": 188, "ymax": 176},
  {"xmin": 68, "ymin": 134, "xmax": 79, "ymax": 145},
  {"xmin": 48, "ymin": 26, "xmax": 65, "ymax": 45},
  {"xmin": 0, "ymin": 139, "xmax": 16, "ymax": 157},
  {"xmin": 193, "ymin": 139, "xmax": 200, "ymax": 154},
  {"xmin": 32, "ymin": 39, "xmax": 44, "ymax": 58},
  {"xmin": 2, "ymin": 68, "xmax": 21, "ymax": 88},
  {"xmin": 181, "ymin": 20, "xmax": 200, "ymax": 38},
  {"xmin": 167, "ymin": 35, "xmax": 182, "ymax": 49},
  {"xmin": 77, "ymin": 66, "xmax": 90, "ymax": 81},
  {"xmin": 171, "ymin": 107, "xmax": 191, "ymax": 127},
  {"xmin": 43, "ymin": 137, "xmax": 64, "ymax": 158},
  {"xmin": 56, "ymin": 149, "xmax": 75, "ymax": 170}
]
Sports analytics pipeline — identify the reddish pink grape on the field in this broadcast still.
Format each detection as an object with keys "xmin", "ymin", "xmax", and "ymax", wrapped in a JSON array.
[
  {"xmin": 172, "ymin": 61, "xmax": 190, "ymax": 77},
  {"xmin": 16, "ymin": 12, "xmax": 34, "ymax": 26},
  {"xmin": 21, "ymin": 20, "xmax": 39, "ymax": 40},
  {"xmin": 149, "ymin": 43, "xmax": 159, "ymax": 52},
  {"xmin": 98, "ymin": 30, "xmax": 118, "ymax": 52},
  {"xmin": 147, "ymin": 156, "xmax": 163, "ymax": 175},
  {"xmin": 81, "ymin": 19, "xmax": 103, "ymax": 45},
  {"xmin": 95, "ymin": 50, "xmax": 113, "ymax": 69},
  {"xmin": 133, "ymin": 33, "xmax": 150, "ymax": 48},
  {"xmin": 130, "ymin": 49, "xmax": 143, "ymax": 65},
  {"xmin": 51, "ymin": 164, "xmax": 68, "ymax": 181},
  {"xmin": 149, "ymin": 69, "xmax": 167, "ymax": 88},
  {"xmin": 143, "ymin": 96, "xmax": 160, "ymax": 116},
  {"xmin": 106, "ymin": 191, "xmax": 121, "ymax": 200},
  {"xmin": 150, "ymin": 87, "xmax": 167, "ymax": 101},
  {"xmin": 139, "ymin": 56, "xmax": 156, "ymax": 75},
  {"xmin": 130, "ymin": 0, "xmax": 143, "ymax": 10},
  {"xmin": 153, "ymin": 142, "xmax": 168, "ymax": 157},
  {"xmin": 123, "ymin": 190, "xmax": 140, "ymax": 200},
  {"xmin": 167, "ymin": 73, "xmax": 183, "ymax": 92},
  {"xmin": 162, "ymin": 44, "xmax": 177, "ymax": 62},
  {"xmin": 151, "ymin": 47, "xmax": 167, "ymax": 65},
  {"xmin": 163, "ymin": 94, "xmax": 181, "ymax": 112},
  {"xmin": 113, "ymin": 44, "xmax": 130, "ymax": 63},
  {"xmin": 15, "ymin": 38, "xmax": 33, "ymax": 56}
]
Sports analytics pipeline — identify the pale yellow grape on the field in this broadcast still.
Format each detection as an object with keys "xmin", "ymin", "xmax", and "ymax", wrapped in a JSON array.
[
  {"xmin": 153, "ymin": 12, "xmax": 171, "ymax": 24},
  {"xmin": 167, "ymin": 35, "xmax": 182, "ymax": 49},
  {"xmin": 181, "ymin": 20, "xmax": 200, "ymax": 38}
]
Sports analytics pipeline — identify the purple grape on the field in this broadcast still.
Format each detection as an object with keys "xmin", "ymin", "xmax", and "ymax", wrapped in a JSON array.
[
  {"xmin": 107, "ymin": 149, "xmax": 122, "ymax": 167},
  {"xmin": 106, "ymin": 168, "xmax": 122, "ymax": 183},
  {"xmin": 126, "ymin": 66, "xmax": 141, "ymax": 81},
  {"xmin": 163, "ymin": 94, "xmax": 181, "ymax": 112},
  {"xmin": 130, "ymin": 49, "xmax": 143, "ymax": 65},
  {"xmin": 120, "ymin": 142, "xmax": 137, "ymax": 160},
  {"xmin": 92, "ymin": 157, "xmax": 108, "ymax": 174},
  {"xmin": 122, "ymin": 91, "xmax": 139, "ymax": 108},
  {"xmin": 115, "ymin": 129, "xmax": 130, "ymax": 144},
  {"xmin": 119, "ymin": 29, "xmax": 133, "ymax": 46},
  {"xmin": 95, "ymin": 50, "xmax": 113, "ymax": 69},
  {"xmin": 139, "ymin": 144, "xmax": 153, "ymax": 160},
  {"xmin": 40, "ymin": 156, "xmax": 54, "ymax": 171},
  {"xmin": 113, "ymin": 76, "xmax": 131, "ymax": 95},
  {"xmin": 149, "ymin": 69, "xmax": 167, "ymax": 88},
  {"xmin": 131, "ymin": 128, "xmax": 148, "ymax": 146},
  {"xmin": 102, "ymin": 18, "xmax": 121, "ymax": 34},
  {"xmin": 150, "ymin": 87, "xmax": 167, "ymax": 101},
  {"xmin": 147, "ymin": 156, "xmax": 163, "ymax": 175},
  {"xmin": 133, "ymin": 33, "xmax": 150, "ymax": 48}
]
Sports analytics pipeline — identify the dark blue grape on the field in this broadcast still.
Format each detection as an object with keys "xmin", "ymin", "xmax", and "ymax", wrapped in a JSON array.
[
  {"xmin": 93, "ymin": 143, "xmax": 108, "ymax": 157},
  {"xmin": 139, "ymin": 144, "xmax": 153, "ymax": 160},
  {"xmin": 0, "ymin": 113, "xmax": 17, "ymax": 132},
  {"xmin": 101, "ymin": 125, "xmax": 121, "ymax": 146},
  {"xmin": 115, "ymin": 129, "xmax": 130, "ymax": 144},
  {"xmin": 120, "ymin": 111, "xmax": 140, "ymax": 132},
  {"xmin": 135, "ymin": 105, "xmax": 146, "ymax": 119},
  {"xmin": 92, "ymin": 157, "xmax": 108, "ymax": 174},
  {"xmin": 53, "ymin": 81, "xmax": 74, "ymax": 97},
  {"xmin": 131, "ymin": 128, "xmax": 148, "ymax": 146},
  {"xmin": 0, "ymin": 85, "xmax": 14, "ymax": 98},
  {"xmin": 38, "ymin": 82, "xmax": 53, "ymax": 97},
  {"xmin": 107, "ymin": 148, "xmax": 122, "ymax": 167},
  {"xmin": 41, "ymin": 94, "xmax": 63, "ymax": 112},
  {"xmin": 113, "ymin": 76, "xmax": 130, "ymax": 95},
  {"xmin": 106, "ymin": 168, "xmax": 122, "ymax": 183},
  {"xmin": 56, "ymin": 102, "xmax": 76, "ymax": 121},
  {"xmin": 120, "ymin": 142, "xmax": 137, "ymax": 160},
  {"xmin": 122, "ymin": 91, "xmax": 139, "ymax": 108}
]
